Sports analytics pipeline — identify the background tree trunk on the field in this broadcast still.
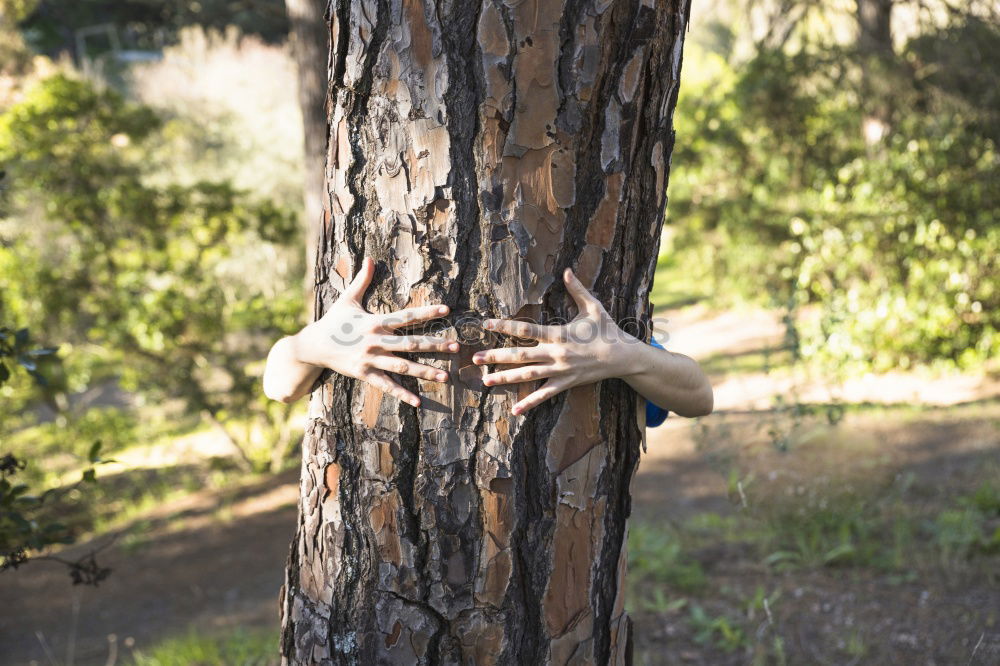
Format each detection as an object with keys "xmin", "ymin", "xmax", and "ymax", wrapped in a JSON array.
[
  {"xmin": 855, "ymin": 0, "xmax": 894, "ymax": 144},
  {"xmin": 856, "ymin": 0, "xmax": 893, "ymax": 55},
  {"xmin": 285, "ymin": 0, "xmax": 330, "ymax": 302},
  {"xmin": 280, "ymin": 1, "xmax": 690, "ymax": 663}
]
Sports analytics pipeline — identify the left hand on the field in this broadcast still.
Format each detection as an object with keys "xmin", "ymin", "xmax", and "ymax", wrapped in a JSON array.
[{"xmin": 473, "ymin": 268, "xmax": 644, "ymax": 415}]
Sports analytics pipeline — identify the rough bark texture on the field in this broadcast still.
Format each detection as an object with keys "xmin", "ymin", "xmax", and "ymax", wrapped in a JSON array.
[
  {"xmin": 286, "ymin": 0, "xmax": 332, "ymax": 291},
  {"xmin": 279, "ymin": 1, "xmax": 690, "ymax": 663}
]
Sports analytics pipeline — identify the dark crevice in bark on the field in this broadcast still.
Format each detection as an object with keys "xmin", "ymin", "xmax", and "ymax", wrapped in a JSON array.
[
  {"xmin": 592, "ymin": 0, "xmax": 645, "ymax": 323},
  {"xmin": 343, "ymin": 2, "xmax": 390, "ymax": 274},
  {"xmin": 327, "ymin": 0, "xmax": 349, "ymax": 93},
  {"xmin": 443, "ymin": 2, "xmax": 486, "ymax": 313},
  {"xmin": 511, "ymin": 406, "xmax": 559, "ymax": 664},
  {"xmin": 329, "ymin": 406, "xmax": 368, "ymax": 662},
  {"xmin": 280, "ymin": 526, "xmax": 302, "ymax": 656},
  {"xmin": 477, "ymin": 0, "xmax": 515, "ymax": 323}
]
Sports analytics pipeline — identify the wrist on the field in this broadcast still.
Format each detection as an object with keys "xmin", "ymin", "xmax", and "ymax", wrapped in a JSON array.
[
  {"xmin": 612, "ymin": 337, "xmax": 650, "ymax": 380},
  {"xmin": 289, "ymin": 326, "xmax": 316, "ymax": 367}
]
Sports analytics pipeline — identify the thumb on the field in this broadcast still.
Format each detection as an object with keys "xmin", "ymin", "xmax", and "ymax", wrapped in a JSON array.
[
  {"xmin": 564, "ymin": 268, "xmax": 602, "ymax": 316},
  {"xmin": 341, "ymin": 257, "xmax": 374, "ymax": 305}
]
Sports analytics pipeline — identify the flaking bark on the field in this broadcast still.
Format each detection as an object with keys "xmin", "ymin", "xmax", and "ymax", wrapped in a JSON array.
[{"xmin": 280, "ymin": 1, "xmax": 690, "ymax": 664}]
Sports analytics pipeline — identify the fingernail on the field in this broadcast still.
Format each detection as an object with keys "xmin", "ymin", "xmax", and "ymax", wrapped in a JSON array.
[
  {"xmin": 449, "ymin": 342, "xmax": 459, "ymax": 352},
  {"xmin": 483, "ymin": 320, "xmax": 495, "ymax": 329},
  {"xmin": 410, "ymin": 398, "xmax": 421, "ymax": 407},
  {"xmin": 437, "ymin": 372, "xmax": 447, "ymax": 381},
  {"xmin": 472, "ymin": 353, "xmax": 483, "ymax": 362},
  {"xmin": 483, "ymin": 378, "xmax": 492, "ymax": 386},
  {"xmin": 512, "ymin": 406, "xmax": 522, "ymax": 415},
  {"xmin": 438, "ymin": 305, "xmax": 449, "ymax": 314}
]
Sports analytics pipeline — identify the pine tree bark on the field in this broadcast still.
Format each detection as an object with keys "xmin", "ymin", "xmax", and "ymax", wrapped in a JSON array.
[{"xmin": 279, "ymin": 1, "xmax": 690, "ymax": 664}]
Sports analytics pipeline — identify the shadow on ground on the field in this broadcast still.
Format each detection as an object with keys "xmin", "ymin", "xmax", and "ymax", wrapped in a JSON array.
[{"xmin": 0, "ymin": 471, "xmax": 298, "ymax": 666}]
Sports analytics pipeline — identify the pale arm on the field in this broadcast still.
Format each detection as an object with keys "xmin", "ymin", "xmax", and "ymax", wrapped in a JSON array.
[
  {"xmin": 262, "ymin": 333, "xmax": 323, "ymax": 404},
  {"xmin": 616, "ymin": 340, "xmax": 713, "ymax": 419}
]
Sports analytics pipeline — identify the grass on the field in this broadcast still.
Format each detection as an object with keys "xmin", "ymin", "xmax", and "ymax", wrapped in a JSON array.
[
  {"xmin": 628, "ymin": 402, "xmax": 1000, "ymax": 661},
  {"xmin": 5, "ymin": 404, "xmax": 206, "ymax": 486},
  {"xmin": 627, "ymin": 523, "xmax": 708, "ymax": 615},
  {"xmin": 129, "ymin": 626, "xmax": 279, "ymax": 666},
  {"xmin": 629, "ymin": 480, "xmax": 1000, "ymax": 585}
]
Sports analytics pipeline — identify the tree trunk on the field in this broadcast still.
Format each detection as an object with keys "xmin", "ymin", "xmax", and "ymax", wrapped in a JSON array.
[
  {"xmin": 279, "ymin": 1, "xmax": 690, "ymax": 664},
  {"xmin": 856, "ymin": 0, "xmax": 893, "ymax": 56},
  {"xmin": 285, "ymin": 0, "xmax": 331, "ymax": 300},
  {"xmin": 855, "ymin": 0, "xmax": 894, "ymax": 145}
]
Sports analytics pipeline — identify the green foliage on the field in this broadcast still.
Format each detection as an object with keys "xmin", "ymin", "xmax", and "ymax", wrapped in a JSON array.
[
  {"xmin": 129, "ymin": 26, "xmax": 305, "ymax": 215},
  {"xmin": 129, "ymin": 626, "xmax": 279, "ymax": 666},
  {"xmin": 928, "ymin": 483, "xmax": 1000, "ymax": 562},
  {"xmin": 965, "ymin": 481, "xmax": 1000, "ymax": 516},
  {"xmin": 761, "ymin": 489, "xmax": 878, "ymax": 570},
  {"xmin": 665, "ymin": 16, "xmax": 1000, "ymax": 373},
  {"xmin": 0, "ymin": 73, "xmax": 302, "ymax": 471},
  {"xmin": 753, "ymin": 477, "xmax": 1000, "ymax": 572},
  {"xmin": 0, "ymin": 0, "xmax": 38, "ymax": 75},
  {"xmin": 688, "ymin": 602, "xmax": 748, "ymax": 653},
  {"xmin": 0, "ymin": 325, "xmax": 56, "ymax": 387},
  {"xmin": 627, "ymin": 521, "xmax": 707, "ymax": 616},
  {"xmin": 0, "ymin": 323, "xmax": 110, "ymax": 582}
]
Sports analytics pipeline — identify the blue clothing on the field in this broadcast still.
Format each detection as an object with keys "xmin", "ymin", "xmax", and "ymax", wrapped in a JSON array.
[{"xmin": 645, "ymin": 337, "xmax": 670, "ymax": 427}]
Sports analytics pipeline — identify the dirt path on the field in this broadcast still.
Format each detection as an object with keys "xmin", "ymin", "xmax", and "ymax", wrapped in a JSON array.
[
  {"xmin": 0, "ymin": 472, "xmax": 298, "ymax": 665},
  {"xmin": 2, "ymin": 305, "xmax": 997, "ymax": 665}
]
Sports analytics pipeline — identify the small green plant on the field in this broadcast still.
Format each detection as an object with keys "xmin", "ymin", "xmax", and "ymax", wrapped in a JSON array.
[
  {"xmin": 688, "ymin": 602, "xmax": 748, "ymax": 653},
  {"xmin": 964, "ymin": 481, "xmax": 1000, "ymax": 516},
  {"xmin": 628, "ymin": 523, "xmax": 708, "ymax": 596},
  {"xmin": 842, "ymin": 629, "xmax": 868, "ymax": 659}
]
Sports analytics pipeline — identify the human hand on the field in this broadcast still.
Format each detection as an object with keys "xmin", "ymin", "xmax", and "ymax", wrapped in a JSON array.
[
  {"xmin": 292, "ymin": 257, "xmax": 459, "ymax": 406},
  {"xmin": 472, "ymin": 268, "xmax": 644, "ymax": 415}
]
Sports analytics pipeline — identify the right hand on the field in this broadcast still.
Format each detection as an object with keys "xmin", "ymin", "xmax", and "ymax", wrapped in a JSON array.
[{"xmin": 292, "ymin": 257, "xmax": 458, "ymax": 406}]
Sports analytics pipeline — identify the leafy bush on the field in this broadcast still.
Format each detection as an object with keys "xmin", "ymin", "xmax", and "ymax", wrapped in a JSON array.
[
  {"xmin": 665, "ymin": 16, "xmax": 1000, "ymax": 373},
  {"xmin": 128, "ymin": 26, "xmax": 305, "ymax": 214},
  {"xmin": 0, "ymin": 73, "xmax": 303, "ymax": 471},
  {"xmin": 0, "ymin": 324, "xmax": 111, "ymax": 582}
]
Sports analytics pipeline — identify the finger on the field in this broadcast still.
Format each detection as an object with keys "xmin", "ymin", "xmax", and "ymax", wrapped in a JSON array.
[
  {"xmin": 364, "ymin": 370, "xmax": 421, "ymax": 407},
  {"xmin": 370, "ymin": 355, "xmax": 449, "ymax": 383},
  {"xmin": 379, "ymin": 304, "xmax": 450, "ymax": 331},
  {"xmin": 342, "ymin": 257, "xmax": 374, "ymax": 305},
  {"xmin": 512, "ymin": 379, "xmax": 571, "ymax": 415},
  {"xmin": 375, "ymin": 335, "xmax": 460, "ymax": 354},
  {"xmin": 481, "ymin": 318, "xmax": 557, "ymax": 342},
  {"xmin": 564, "ymin": 268, "xmax": 604, "ymax": 316},
  {"xmin": 472, "ymin": 345, "xmax": 554, "ymax": 365},
  {"xmin": 483, "ymin": 364, "xmax": 560, "ymax": 387}
]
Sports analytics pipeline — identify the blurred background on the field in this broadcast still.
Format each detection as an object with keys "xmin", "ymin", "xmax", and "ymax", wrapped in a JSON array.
[{"xmin": 0, "ymin": 0, "xmax": 997, "ymax": 664}]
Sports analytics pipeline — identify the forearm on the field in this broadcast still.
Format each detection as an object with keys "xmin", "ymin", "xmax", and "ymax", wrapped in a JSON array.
[
  {"xmin": 618, "ymin": 342, "xmax": 713, "ymax": 418},
  {"xmin": 262, "ymin": 333, "xmax": 323, "ymax": 404}
]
